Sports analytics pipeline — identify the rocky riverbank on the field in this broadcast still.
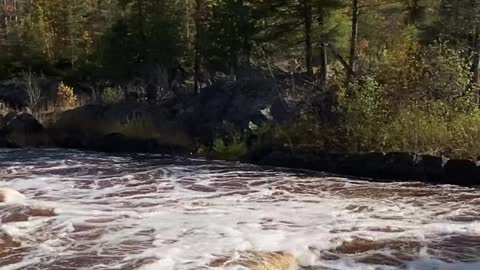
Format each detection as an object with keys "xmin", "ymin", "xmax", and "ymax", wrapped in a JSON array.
[
  {"xmin": 0, "ymin": 78, "xmax": 479, "ymax": 187},
  {"xmin": 0, "ymin": 112, "xmax": 478, "ymax": 187},
  {"xmin": 252, "ymin": 146, "xmax": 480, "ymax": 187}
]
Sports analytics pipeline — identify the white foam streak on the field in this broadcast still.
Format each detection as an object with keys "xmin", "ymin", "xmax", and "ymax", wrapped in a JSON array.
[{"xmin": 0, "ymin": 149, "xmax": 479, "ymax": 270}]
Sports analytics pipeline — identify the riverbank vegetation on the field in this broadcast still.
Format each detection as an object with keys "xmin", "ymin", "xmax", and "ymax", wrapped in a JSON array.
[{"xmin": 0, "ymin": 0, "xmax": 480, "ymax": 159}]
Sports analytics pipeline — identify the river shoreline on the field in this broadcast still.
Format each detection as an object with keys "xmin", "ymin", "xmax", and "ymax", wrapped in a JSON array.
[
  {"xmin": 3, "ymin": 141, "xmax": 480, "ymax": 187},
  {"xmin": 251, "ymin": 146, "xmax": 480, "ymax": 187},
  {"xmin": 1, "ymin": 110, "xmax": 479, "ymax": 187}
]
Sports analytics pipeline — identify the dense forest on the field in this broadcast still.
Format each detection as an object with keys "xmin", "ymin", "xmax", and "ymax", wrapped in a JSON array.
[{"xmin": 0, "ymin": 0, "xmax": 480, "ymax": 158}]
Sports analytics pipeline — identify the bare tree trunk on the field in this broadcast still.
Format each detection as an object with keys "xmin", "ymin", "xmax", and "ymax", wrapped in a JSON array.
[
  {"xmin": 185, "ymin": 0, "xmax": 190, "ymax": 40},
  {"xmin": 317, "ymin": 12, "xmax": 327, "ymax": 88},
  {"xmin": 408, "ymin": 0, "xmax": 419, "ymax": 26},
  {"xmin": 348, "ymin": 0, "xmax": 359, "ymax": 82},
  {"xmin": 303, "ymin": 0, "xmax": 313, "ymax": 77},
  {"xmin": 319, "ymin": 42, "xmax": 328, "ymax": 89},
  {"xmin": 473, "ymin": 28, "xmax": 479, "ymax": 89},
  {"xmin": 194, "ymin": 0, "xmax": 205, "ymax": 94}
]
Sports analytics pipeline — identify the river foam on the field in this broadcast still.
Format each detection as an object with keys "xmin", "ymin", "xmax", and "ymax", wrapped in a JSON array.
[{"xmin": 0, "ymin": 149, "xmax": 479, "ymax": 270}]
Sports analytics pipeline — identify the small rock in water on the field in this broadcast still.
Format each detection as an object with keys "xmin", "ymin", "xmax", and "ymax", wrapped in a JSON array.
[
  {"xmin": 0, "ymin": 188, "xmax": 26, "ymax": 204},
  {"xmin": 209, "ymin": 251, "xmax": 298, "ymax": 270},
  {"xmin": 0, "ymin": 231, "xmax": 21, "ymax": 256}
]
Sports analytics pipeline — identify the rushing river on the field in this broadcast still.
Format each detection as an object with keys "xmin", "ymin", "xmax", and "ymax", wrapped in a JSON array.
[{"xmin": 0, "ymin": 149, "xmax": 479, "ymax": 270}]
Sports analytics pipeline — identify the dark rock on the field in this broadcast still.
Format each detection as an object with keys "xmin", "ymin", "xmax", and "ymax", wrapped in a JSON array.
[
  {"xmin": 48, "ymin": 129, "xmax": 92, "ymax": 149},
  {"xmin": 0, "ymin": 113, "xmax": 50, "ymax": 147},
  {"xmin": 52, "ymin": 103, "xmax": 193, "ymax": 151},
  {"xmin": 254, "ymin": 147, "xmax": 480, "ymax": 186},
  {"xmin": 444, "ymin": 159, "xmax": 480, "ymax": 186},
  {"xmin": 184, "ymin": 79, "xmax": 297, "ymax": 144},
  {"xmin": 3, "ymin": 112, "xmax": 17, "ymax": 124},
  {"xmin": 3, "ymin": 113, "xmax": 43, "ymax": 134},
  {"xmin": 337, "ymin": 152, "xmax": 386, "ymax": 179},
  {"xmin": 257, "ymin": 150, "xmax": 293, "ymax": 168},
  {"xmin": 94, "ymin": 133, "xmax": 189, "ymax": 154},
  {"xmin": 420, "ymin": 155, "xmax": 445, "ymax": 183},
  {"xmin": 0, "ymin": 137, "xmax": 20, "ymax": 148},
  {"xmin": 381, "ymin": 152, "xmax": 422, "ymax": 180}
]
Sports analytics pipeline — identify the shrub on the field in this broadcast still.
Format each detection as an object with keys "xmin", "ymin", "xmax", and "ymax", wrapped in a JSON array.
[
  {"xmin": 339, "ymin": 77, "xmax": 389, "ymax": 152},
  {"xmin": 101, "ymin": 87, "xmax": 125, "ymax": 104},
  {"xmin": 382, "ymin": 105, "xmax": 480, "ymax": 158},
  {"xmin": 210, "ymin": 136, "xmax": 248, "ymax": 161},
  {"xmin": 57, "ymin": 82, "xmax": 78, "ymax": 107},
  {"xmin": 377, "ymin": 40, "xmax": 475, "ymax": 111}
]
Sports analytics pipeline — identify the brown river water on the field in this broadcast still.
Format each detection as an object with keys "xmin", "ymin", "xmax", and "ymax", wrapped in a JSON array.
[{"xmin": 0, "ymin": 148, "xmax": 479, "ymax": 270}]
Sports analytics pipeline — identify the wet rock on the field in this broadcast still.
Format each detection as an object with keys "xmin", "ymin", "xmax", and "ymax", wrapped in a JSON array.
[
  {"xmin": 209, "ymin": 251, "xmax": 298, "ymax": 270},
  {"xmin": 0, "ymin": 205, "xmax": 55, "ymax": 223},
  {"xmin": 3, "ymin": 113, "xmax": 43, "ymax": 134},
  {"xmin": 48, "ymin": 129, "xmax": 92, "ymax": 149},
  {"xmin": 381, "ymin": 152, "xmax": 422, "ymax": 180},
  {"xmin": 0, "ymin": 188, "xmax": 25, "ymax": 204},
  {"xmin": 51, "ymin": 104, "xmax": 193, "ymax": 153},
  {"xmin": 337, "ymin": 152, "xmax": 386, "ymax": 179},
  {"xmin": 333, "ymin": 238, "xmax": 421, "ymax": 256},
  {"xmin": 444, "ymin": 159, "xmax": 480, "ymax": 186},
  {"xmin": 0, "ymin": 113, "xmax": 50, "ymax": 147},
  {"xmin": 94, "ymin": 133, "xmax": 189, "ymax": 154},
  {"xmin": 253, "ymin": 148, "xmax": 480, "ymax": 187},
  {"xmin": 0, "ymin": 232, "xmax": 20, "ymax": 255},
  {"xmin": 420, "ymin": 155, "xmax": 445, "ymax": 183},
  {"xmin": 327, "ymin": 153, "xmax": 385, "ymax": 177},
  {"xmin": 3, "ymin": 111, "xmax": 17, "ymax": 124},
  {"xmin": 28, "ymin": 208, "xmax": 55, "ymax": 217},
  {"xmin": 0, "ymin": 137, "xmax": 19, "ymax": 148}
]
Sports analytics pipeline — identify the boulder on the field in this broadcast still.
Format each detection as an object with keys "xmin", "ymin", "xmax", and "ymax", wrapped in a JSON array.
[
  {"xmin": 0, "ymin": 114, "xmax": 4, "ymax": 129},
  {"xmin": 3, "ymin": 112, "xmax": 17, "ymax": 124},
  {"xmin": 93, "ymin": 133, "xmax": 189, "ymax": 154},
  {"xmin": 337, "ymin": 152, "xmax": 386, "ymax": 179},
  {"xmin": 183, "ymin": 79, "xmax": 297, "ymax": 144},
  {"xmin": 0, "ymin": 137, "xmax": 19, "ymax": 148},
  {"xmin": 209, "ymin": 251, "xmax": 298, "ymax": 270},
  {"xmin": 381, "ymin": 152, "xmax": 423, "ymax": 180},
  {"xmin": 420, "ymin": 155, "xmax": 445, "ymax": 183},
  {"xmin": 3, "ymin": 113, "xmax": 43, "ymax": 134},
  {"xmin": 0, "ymin": 188, "xmax": 25, "ymax": 204},
  {"xmin": 0, "ymin": 113, "xmax": 50, "ymax": 147},
  {"xmin": 444, "ymin": 159, "xmax": 480, "ymax": 186},
  {"xmin": 51, "ymin": 103, "xmax": 193, "ymax": 153}
]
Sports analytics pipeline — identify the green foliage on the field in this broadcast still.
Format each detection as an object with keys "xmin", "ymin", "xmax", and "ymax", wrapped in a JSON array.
[
  {"xmin": 98, "ymin": 0, "xmax": 184, "ymax": 80},
  {"xmin": 380, "ymin": 105, "xmax": 480, "ymax": 158},
  {"xmin": 101, "ymin": 87, "xmax": 125, "ymax": 104},
  {"xmin": 57, "ymin": 82, "xmax": 78, "ymax": 107},
  {"xmin": 336, "ymin": 74, "xmax": 480, "ymax": 157},
  {"xmin": 210, "ymin": 136, "xmax": 248, "ymax": 161},
  {"xmin": 203, "ymin": 0, "xmax": 256, "ymax": 73},
  {"xmin": 340, "ymin": 78, "xmax": 388, "ymax": 152},
  {"xmin": 1, "ymin": 0, "xmax": 480, "ymax": 161},
  {"xmin": 376, "ymin": 41, "xmax": 474, "ymax": 109}
]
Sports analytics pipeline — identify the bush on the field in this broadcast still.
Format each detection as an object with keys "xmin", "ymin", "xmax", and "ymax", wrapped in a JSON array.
[
  {"xmin": 382, "ymin": 105, "xmax": 480, "ymax": 158},
  {"xmin": 57, "ymin": 82, "xmax": 78, "ymax": 108},
  {"xmin": 339, "ymin": 77, "xmax": 389, "ymax": 152},
  {"xmin": 209, "ymin": 136, "xmax": 248, "ymax": 161},
  {"xmin": 376, "ymin": 40, "xmax": 475, "ymax": 110},
  {"xmin": 101, "ymin": 87, "xmax": 125, "ymax": 104}
]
